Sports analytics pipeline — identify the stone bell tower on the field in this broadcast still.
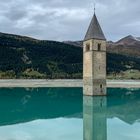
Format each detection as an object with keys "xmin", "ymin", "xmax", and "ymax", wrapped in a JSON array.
[{"xmin": 83, "ymin": 12, "xmax": 107, "ymax": 96}]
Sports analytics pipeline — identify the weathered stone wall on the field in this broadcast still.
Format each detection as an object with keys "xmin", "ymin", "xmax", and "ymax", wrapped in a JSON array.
[
  {"xmin": 83, "ymin": 38, "xmax": 107, "ymax": 96},
  {"xmin": 93, "ymin": 51, "xmax": 106, "ymax": 79},
  {"xmin": 83, "ymin": 78, "xmax": 106, "ymax": 96},
  {"xmin": 83, "ymin": 51, "xmax": 93, "ymax": 78},
  {"xmin": 93, "ymin": 39, "xmax": 106, "ymax": 51}
]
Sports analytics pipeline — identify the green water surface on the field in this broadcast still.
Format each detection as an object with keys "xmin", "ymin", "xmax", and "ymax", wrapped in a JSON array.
[{"xmin": 0, "ymin": 88, "xmax": 140, "ymax": 140}]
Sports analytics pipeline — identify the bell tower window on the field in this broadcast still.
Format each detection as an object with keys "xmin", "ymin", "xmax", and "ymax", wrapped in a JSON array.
[
  {"xmin": 98, "ymin": 43, "xmax": 101, "ymax": 51},
  {"xmin": 86, "ymin": 44, "xmax": 90, "ymax": 52},
  {"xmin": 100, "ymin": 84, "xmax": 103, "ymax": 92},
  {"xmin": 100, "ymin": 84, "xmax": 103, "ymax": 88}
]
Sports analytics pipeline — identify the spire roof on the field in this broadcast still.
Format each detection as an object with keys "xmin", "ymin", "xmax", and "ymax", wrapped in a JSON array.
[{"xmin": 84, "ymin": 13, "xmax": 106, "ymax": 41}]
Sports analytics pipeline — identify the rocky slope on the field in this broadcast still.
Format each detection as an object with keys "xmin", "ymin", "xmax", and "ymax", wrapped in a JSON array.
[{"xmin": 108, "ymin": 35, "xmax": 140, "ymax": 58}]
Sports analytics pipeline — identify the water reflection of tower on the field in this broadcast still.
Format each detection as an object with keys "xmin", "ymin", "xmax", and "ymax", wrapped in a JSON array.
[{"xmin": 83, "ymin": 95, "xmax": 107, "ymax": 140}]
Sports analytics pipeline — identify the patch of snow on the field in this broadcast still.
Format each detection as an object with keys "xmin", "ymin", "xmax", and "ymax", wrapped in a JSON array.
[{"xmin": 134, "ymin": 37, "xmax": 140, "ymax": 41}]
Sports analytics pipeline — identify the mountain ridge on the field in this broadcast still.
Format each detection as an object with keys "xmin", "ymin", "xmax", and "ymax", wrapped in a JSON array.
[
  {"xmin": 0, "ymin": 32, "xmax": 139, "ymax": 79},
  {"xmin": 64, "ymin": 35, "xmax": 140, "ymax": 58}
]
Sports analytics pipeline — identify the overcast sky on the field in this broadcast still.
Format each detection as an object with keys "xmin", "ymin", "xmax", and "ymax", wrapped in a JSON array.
[{"xmin": 0, "ymin": 0, "xmax": 140, "ymax": 41}]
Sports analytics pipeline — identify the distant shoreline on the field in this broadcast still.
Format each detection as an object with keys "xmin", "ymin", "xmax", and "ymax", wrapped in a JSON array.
[{"xmin": 0, "ymin": 79, "xmax": 140, "ymax": 88}]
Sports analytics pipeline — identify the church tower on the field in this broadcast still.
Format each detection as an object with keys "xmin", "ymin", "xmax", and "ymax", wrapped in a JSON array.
[{"xmin": 83, "ymin": 12, "xmax": 107, "ymax": 96}]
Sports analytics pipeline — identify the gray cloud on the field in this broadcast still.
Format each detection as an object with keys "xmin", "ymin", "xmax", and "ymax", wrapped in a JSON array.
[{"xmin": 0, "ymin": 0, "xmax": 139, "ymax": 41}]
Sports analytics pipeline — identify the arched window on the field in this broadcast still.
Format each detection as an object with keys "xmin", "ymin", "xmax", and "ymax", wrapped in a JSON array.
[
  {"xmin": 86, "ymin": 44, "xmax": 90, "ymax": 52},
  {"xmin": 100, "ymin": 84, "xmax": 103, "ymax": 89},
  {"xmin": 98, "ymin": 43, "xmax": 101, "ymax": 51},
  {"xmin": 100, "ymin": 84, "xmax": 103, "ymax": 92}
]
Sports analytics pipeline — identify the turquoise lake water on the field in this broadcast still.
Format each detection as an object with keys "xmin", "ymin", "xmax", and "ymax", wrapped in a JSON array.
[{"xmin": 0, "ymin": 88, "xmax": 140, "ymax": 140}]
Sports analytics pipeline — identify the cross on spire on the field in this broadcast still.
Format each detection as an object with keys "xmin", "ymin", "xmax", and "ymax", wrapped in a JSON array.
[{"xmin": 94, "ymin": 3, "xmax": 96, "ymax": 13}]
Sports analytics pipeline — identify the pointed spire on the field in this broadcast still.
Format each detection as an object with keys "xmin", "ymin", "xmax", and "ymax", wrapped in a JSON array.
[{"xmin": 84, "ymin": 13, "xmax": 106, "ymax": 41}]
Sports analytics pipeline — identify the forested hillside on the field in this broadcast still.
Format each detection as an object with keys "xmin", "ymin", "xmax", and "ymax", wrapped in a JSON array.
[{"xmin": 0, "ymin": 32, "xmax": 140, "ymax": 79}]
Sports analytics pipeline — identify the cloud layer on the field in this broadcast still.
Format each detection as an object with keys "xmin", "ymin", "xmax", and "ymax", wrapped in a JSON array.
[{"xmin": 0, "ymin": 0, "xmax": 140, "ymax": 41}]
